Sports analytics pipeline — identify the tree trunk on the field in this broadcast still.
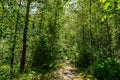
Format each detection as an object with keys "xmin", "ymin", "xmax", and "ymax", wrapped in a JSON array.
[
  {"xmin": 20, "ymin": 0, "xmax": 31, "ymax": 72},
  {"xmin": 0, "ymin": 0, "xmax": 5, "ymax": 21},
  {"xmin": 89, "ymin": 0, "xmax": 92, "ymax": 48},
  {"xmin": 106, "ymin": 19, "xmax": 112, "ymax": 57},
  {"xmin": 10, "ymin": 0, "xmax": 21, "ymax": 79}
]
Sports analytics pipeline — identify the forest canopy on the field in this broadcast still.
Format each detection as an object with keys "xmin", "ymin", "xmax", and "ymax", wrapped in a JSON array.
[{"xmin": 0, "ymin": 0, "xmax": 120, "ymax": 80}]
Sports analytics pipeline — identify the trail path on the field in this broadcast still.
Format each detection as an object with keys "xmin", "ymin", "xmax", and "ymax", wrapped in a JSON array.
[
  {"xmin": 33, "ymin": 56, "xmax": 95, "ymax": 80},
  {"xmin": 58, "ymin": 57, "xmax": 83, "ymax": 80}
]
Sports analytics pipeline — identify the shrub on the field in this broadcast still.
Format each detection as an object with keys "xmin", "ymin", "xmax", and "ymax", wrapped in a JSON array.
[
  {"xmin": 76, "ymin": 48, "xmax": 94, "ymax": 69},
  {"xmin": 32, "ymin": 35, "xmax": 60, "ymax": 73},
  {"xmin": 92, "ymin": 58, "xmax": 120, "ymax": 80},
  {"xmin": 0, "ymin": 65, "xmax": 10, "ymax": 80}
]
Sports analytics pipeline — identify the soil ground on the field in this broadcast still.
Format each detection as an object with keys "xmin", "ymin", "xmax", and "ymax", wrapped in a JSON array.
[{"xmin": 33, "ymin": 56, "xmax": 96, "ymax": 80}]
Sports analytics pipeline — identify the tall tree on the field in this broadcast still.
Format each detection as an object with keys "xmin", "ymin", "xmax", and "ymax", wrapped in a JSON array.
[
  {"xmin": 10, "ymin": 0, "xmax": 21, "ymax": 78},
  {"xmin": 20, "ymin": 0, "xmax": 31, "ymax": 72},
  {"xmin": 89, "ymin": 0, "xmax": 92, "ymax": 48}
]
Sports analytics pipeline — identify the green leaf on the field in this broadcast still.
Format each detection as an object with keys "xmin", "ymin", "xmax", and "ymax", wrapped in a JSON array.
[
  {"xmin": 117, "ymin": 4, "xmax": 120, "ymax": 10},
  {"xmin": 101, "ymin": 15, "xmax": 107, "ymax": 22},
  {"xmin": 104, "ymin": 2, "xmax": 110, "ymax": 10},
  {"xmin": 100, "ymin": 0, "xmax": 106, "ymax": 3}
]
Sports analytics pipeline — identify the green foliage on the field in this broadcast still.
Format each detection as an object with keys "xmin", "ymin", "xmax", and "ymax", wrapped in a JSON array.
[
  {"xmin": 0, "ymin": 0, "xmax": 120, "ymax": 79},
  {"xmin": 67, "ymin": 46, "xmax": 78, "ymax": 64},
  {"xmin": 76, "ymin": 48, "xmax": 94, "ymax": 69},
  {"xmin": 92, "ymin": 58, "xmax": 120, "ymax": 80},
  {"xmin": 32, "ymin": 35, "xmax": 60, "ymax": 73},
  {"xmin": 0, "ymin": 64, "xmax": 10, "ymax": 80},
  {"xmin": 16, "ymin": 71, "xmax": 35, "ymax": 80}
]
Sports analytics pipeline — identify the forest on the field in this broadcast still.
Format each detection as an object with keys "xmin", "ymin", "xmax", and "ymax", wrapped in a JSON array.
[{"xmin": 0, "ymin": 0, "xmax": 120, "ymax": 80}]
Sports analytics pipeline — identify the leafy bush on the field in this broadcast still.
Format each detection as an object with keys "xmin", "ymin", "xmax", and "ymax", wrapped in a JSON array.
[
  {"xmin": 67, "ymin": 45, "xmax": 78, "ymax": 64},
  {"xmin": 92, "ymin": 58, "xmax": 120, "ymax": 80},
  {"xmin": 76, "ymin": 48, "xmax": 94, "ymax": 69},
  {"xmin": 0, "ymin": 65, "xmax": 10, "ymax": 80},
  {"xmin": 17, "ymin": 71, "xmax": 35, "ymax": 80},
  {"xmin": 32, "ymin": 35, "xmax": 60, "ymax": 73}
]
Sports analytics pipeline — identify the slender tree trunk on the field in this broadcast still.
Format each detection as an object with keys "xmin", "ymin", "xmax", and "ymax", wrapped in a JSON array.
[
  {"xmin": 0, "ymin": 0, "xmax": 5, "ymax": 21},
  {"xmin": 114, "ymin": 1, "xmax": 120, "ymax": 53},
  {"xmin": 10, "ymin": 0, "xmax": 21, "ymax": 79},
  {"xmin": 89, "ymin": 0, "xmax": 92, "ymax": 48},
  {"xmin": 82, "ymin": 26, "xmax": 85, "ymax": 47},
  {"xmin": 106, "ymin": 19, "xmax": 112, "ymax": 57},
  {"xmin": 20, "ymin": 0, "xmax": 31, "ymax": 72},
  {"xmin": 39, "ymin": 10, "xmax": 43, "ymax": 37}
]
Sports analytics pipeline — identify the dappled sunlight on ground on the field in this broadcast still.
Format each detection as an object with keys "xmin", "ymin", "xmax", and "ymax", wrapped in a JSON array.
[{"xmin": 32, "ymin": 56, "xmax": 96, "ymax": 80}]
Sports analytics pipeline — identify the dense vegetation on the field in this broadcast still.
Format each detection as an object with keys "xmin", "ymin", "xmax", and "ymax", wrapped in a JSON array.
[{"xmin": 0, "ymin": 0, "xmax": 120, "ymax": 80}]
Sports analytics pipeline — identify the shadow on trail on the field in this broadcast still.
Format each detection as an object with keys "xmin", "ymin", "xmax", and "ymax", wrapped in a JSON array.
[{"xmin": 32, "ymin": 56, "xmax": 96, "ymax": 80}]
